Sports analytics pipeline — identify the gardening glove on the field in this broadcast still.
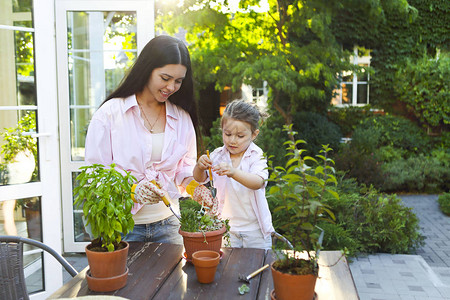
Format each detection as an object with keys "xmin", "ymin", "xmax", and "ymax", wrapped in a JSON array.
[
  {"xmin": 193, "ymin": 184, "xmax": 219, "ymax": 215},
  {"xmin": 132, "ymin": 180, "xmax": 165, "ymax": 205}
]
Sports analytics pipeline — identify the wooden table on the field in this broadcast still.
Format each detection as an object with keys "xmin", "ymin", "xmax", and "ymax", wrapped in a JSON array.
[{"xmin": 49, "ymin": 242, "xmax": 359, "ymax": 300}]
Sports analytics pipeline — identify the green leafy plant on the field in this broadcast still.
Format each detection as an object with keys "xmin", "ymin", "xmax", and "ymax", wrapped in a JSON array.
[
  {"xmin": 266, "ymin": 125, "xmax": 337, "ymax": 276},
  {"xmin": 394, "ymin": 53, "xmax": 449, "ymax": 129},
  {"xmin": 1, "ymin": 112, "xmax": 37, "ymax": 163},
  {"xmin": 238, "ymin": 283, "xmax": 250, "ymax": 295},
  {"xmin": 0, "ymin": 112, "xmax": 38, "ymax": 184},
  {"xmin": 73, "ymin": 163, "xmax": 136, "ymax": 252},
  {"xmin": 438, "ymin": 193, "xmax": 450, "ymax": 216},
  {"xmin": 179, "ymin": 198, "xmax": 230, "ymax": 243}
]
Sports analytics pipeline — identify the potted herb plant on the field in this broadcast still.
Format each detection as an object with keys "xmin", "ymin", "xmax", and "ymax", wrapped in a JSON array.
[
  {"xmin": 266, "ymin": 125, "xmax": 338, "ymax": 300},
  {"xmin": 73, "ymin": 163, "xmax": 135, "ymax": 292},
  {"xmin": 178, "ymin": 198, "xmax": 229, "ymax": 261}
]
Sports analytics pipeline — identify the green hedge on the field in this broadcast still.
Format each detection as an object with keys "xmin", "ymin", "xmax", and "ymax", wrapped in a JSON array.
[
  {"xmin": 269, "ymin": 174, "xmax": 425, "ymax": 256},
  {"xmin": 394, "ymin": 54, "xmax": 450, "ymax": 129},
  {"xmin": 438, "ymin": 193, "xmax": 450, "ymax": 215}
]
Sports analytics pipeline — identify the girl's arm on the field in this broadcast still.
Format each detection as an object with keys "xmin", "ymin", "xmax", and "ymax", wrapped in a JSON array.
[
  {"xmin": 213, "ymin": 163, "xmax": 264, "ymax": 190},
  {"xmin": 193, "ymin": 154, "xmax": 210, "ymax": 183}
]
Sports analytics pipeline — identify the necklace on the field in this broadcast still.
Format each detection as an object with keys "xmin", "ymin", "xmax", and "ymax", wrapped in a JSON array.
[{"xmin": 138, "ymin": 102, "xmax": 163, "ymax": 133}]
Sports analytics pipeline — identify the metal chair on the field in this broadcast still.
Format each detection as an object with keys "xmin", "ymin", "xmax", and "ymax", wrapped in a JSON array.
[{"xmin": 0, "ymin": 235, "xmax": 78, "ymax": 300}]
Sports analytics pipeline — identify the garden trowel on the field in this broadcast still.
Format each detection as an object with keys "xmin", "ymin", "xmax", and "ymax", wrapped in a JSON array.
[
  {"xmin": 206, "ymin": 150, "xmax": 217, "ymax": 198},
  {"xmin": 151, "ymin": 180, "xmax": 181, "ymax": 220}
]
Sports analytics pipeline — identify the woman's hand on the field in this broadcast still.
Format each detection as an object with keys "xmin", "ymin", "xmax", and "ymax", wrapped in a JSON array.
[
  {"xmin": 193, "ymin": 184, "xmax": 218, "ymax": 215},
  {"xmin": 134, "ymin": 180, "xmax": 165, "ymax": 205}
]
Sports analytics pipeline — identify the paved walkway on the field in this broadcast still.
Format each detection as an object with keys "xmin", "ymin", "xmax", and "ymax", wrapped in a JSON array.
[
  {"xmin": 350, "ymin": 194, "xmax": 450, "ymax": 300},
  {"xmin": 62, "ymin": 194, "xmax": 450, "ymax": 299}
]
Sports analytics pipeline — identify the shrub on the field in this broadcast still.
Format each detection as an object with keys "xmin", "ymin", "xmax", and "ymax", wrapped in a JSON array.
[
  {"xmin": 382, "ymin": 152, "xmax": 450, "ymax": 193},
  {"xmin": 438, "ymin": 193, "xmax": 450, "ymax": 216},
  {"xmin": 268, "ymin": 165, "xmax": 425, "ymax": 256},
  {"xmin": 394, "ymin": 53, "xmax": 450, "ymax": 129},
  {"xmin": 351, "ymin": 114, "xmax": 433, "ymax": 156},
  {"xmin": 327, "ymin": 105, "xmax": 377, "ymax": 137},
  {"xmin": 333, "ymin": 144, "xmax": 385, "ymax": 189},
  {"xmin": 292, "ymin": 111, "xmax": 342, "ymax": 156},
  {"xmin": 318, "ymin": 221, "xmax": 363, "ymax": 256},
  {"xmin": 256, "ymin": 113, "xmax": 289, "ymax": 168},
  {"xmin": 322, "ymin": 183, "xmax": 425, "ymax": 255}
]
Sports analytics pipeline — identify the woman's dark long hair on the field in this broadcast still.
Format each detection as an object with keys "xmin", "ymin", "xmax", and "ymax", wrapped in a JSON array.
[{"xmin": 104, "ymin": 35, "xmax": 199, "ymax": 130}]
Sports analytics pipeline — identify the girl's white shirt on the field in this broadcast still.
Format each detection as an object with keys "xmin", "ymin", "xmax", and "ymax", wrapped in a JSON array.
[{"xmin": 210, "ymin": 142, "xmax": 274, "ymax": 238}]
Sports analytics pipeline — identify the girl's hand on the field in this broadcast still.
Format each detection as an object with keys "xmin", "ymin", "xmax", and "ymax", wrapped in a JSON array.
[
  {"xmin": 212, "ymin": 162, "xmax": 236, "ymax": 177},
  {"xmin": 196, "ymin": 154, "xmax": 212, "ymax": 171}
]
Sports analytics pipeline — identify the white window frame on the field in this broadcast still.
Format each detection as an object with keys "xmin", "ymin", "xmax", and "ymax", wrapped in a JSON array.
[
  {"xmin": 333, "ymin": 45, "xmax": 371, "ymax": 107},
  {"xmin": 1, "ymin": 0, "xmax": 64, "ymax": 298},
  {"xmin": 55, "ymin": 0, "xmax": 154, "ymax": 253}
]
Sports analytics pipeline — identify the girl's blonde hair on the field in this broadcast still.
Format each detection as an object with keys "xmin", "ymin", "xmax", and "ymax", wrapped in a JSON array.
[{"xmin": 221, "ymin": 99, "xmax": 266, "ymax": 133}]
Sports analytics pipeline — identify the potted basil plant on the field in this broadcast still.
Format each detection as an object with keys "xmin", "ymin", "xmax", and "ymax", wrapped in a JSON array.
[
  {"xmin": 73, "ymin": 163, "xmax": 135, "ymax": 292},
  {"xmin": 266, "ymin": 125, "xmax": 337, "ymax": 300}
]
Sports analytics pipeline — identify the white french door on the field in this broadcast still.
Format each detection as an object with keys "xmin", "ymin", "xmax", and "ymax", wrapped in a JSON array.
[
  {"xmin": 55, "ymin": 0, "xmax": 154, "ymax": 252},
  {"xmin": 0, "ymin": 0, "xmax": 63, "ymax": 298}
]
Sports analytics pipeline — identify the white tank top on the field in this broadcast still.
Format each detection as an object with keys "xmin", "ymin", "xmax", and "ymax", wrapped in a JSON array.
[
  {"xmin": 150, "ymin": 132, "xmax": 164, "ymax": 162},
  {"xmin": 133, "ymin": 132, "xmax": 174, "ymax": 224}
]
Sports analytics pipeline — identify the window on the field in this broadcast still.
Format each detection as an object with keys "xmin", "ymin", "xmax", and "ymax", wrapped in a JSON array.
[{"xmin": 332, "ymin": 46, "xmax": 370, "ymax": 106}]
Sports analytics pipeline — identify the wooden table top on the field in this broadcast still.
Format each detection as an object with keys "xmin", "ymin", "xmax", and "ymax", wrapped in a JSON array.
[{"xmin": 49, "ymin": 242, "xmax": 359, "ymax": 300}]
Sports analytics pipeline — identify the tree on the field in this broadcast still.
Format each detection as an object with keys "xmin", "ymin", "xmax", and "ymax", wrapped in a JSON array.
[{"xmin": 157, "ymin": 0, "xmax": 411, "ymax": 126}]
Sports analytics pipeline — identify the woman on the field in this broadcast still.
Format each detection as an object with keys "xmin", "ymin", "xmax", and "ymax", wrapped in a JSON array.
[{"xmin": 85, "ymin": 35, "xmax": 199, "ymax": 244}]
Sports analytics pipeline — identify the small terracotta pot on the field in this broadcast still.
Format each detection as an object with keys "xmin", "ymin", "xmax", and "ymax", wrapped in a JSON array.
[
  {"xmin": 179, "ymin": 226, "xmax": 226, "ymax": 260},
  {"xmin": 271, "ymin": 262, "xmax": 317, "ymax": 300},
  {"xmin": 192, "ymin": 250, "xmax": 220, "ymax": 283}
]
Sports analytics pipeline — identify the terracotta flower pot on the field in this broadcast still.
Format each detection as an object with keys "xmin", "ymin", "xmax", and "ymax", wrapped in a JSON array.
[
  {"xmin": 270, "ymin": 262, "xmax": 317, "ymax": 300},
  {"xmin": 179, "ymin": 226, "xmax": 226, "ymax": 260},
  {"xmin": 192, "ymin": 250, "xmax": 220, "ymax": 283},
  {"xmin": 85, "ymin": 241, "xmax": 129, "ymax": 292}
]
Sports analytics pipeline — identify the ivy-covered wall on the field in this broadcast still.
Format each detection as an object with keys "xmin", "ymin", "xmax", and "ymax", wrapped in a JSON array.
[{"xmin": 333, "ymin": 0, "xmax": 449, "ymax": 113}]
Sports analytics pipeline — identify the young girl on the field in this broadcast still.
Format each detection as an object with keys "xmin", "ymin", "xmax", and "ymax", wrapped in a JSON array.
[{"xmin": 193, "ymin": 100, "xmax": 274, "ymax": 249}]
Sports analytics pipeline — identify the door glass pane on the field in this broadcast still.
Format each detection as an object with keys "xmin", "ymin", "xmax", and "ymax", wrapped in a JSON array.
[
  {"xmin": 1, "ymin": 15, "xmax": 38, "ymax": 187},
  {"xmin": 12, "ymin": 0, "xmax": 33, "ymax": 14},
  {"xmin": 0, "ymin": 196, "xmax": 43, "ymax": 294},
  {"xmin": 67, "ymin": 11, "xmax": 137, "ymax": 161}
]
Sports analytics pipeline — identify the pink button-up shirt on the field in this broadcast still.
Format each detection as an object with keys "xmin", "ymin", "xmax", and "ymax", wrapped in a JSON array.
[
  {"xmin": 210, "ymin": 142, "xmax": 274, "ymax": 238},
  {"xmin": 85, "ymin": 95, "xmax": 197, "ymax": 216}
]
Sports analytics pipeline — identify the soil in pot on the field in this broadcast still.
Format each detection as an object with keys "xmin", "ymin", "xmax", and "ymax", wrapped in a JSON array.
[
  {"xmin": 192, "ymin": 250, "xmax": 220, "ymax": 283},
  {"xmin": 271, "ymin": 261, "xmax": 317, "ymax": 300},
  {"xmin": 179, "ymin": 226, "xmax": 226, "ymax": 260}
]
